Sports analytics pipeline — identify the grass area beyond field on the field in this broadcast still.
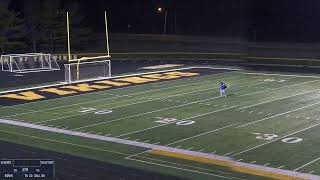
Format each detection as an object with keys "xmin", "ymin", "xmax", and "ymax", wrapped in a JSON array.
[{"xmin": 0, "ymin": 67, "xmax": 320, "ymax": 180}]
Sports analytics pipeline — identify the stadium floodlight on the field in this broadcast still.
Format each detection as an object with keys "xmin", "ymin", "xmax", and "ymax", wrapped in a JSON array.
[
  {"xmin": 0, "ymin": 53, "xmax": 60, "ymax": 73},
  {"xmin": 64, "ymin": 56, "xmax": 111, "ymax": 83}
]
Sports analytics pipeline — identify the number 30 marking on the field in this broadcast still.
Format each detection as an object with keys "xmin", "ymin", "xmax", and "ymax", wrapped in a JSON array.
[{"xmin": 252, "ymin": 133, "xmax": 303, "ymax": 144}]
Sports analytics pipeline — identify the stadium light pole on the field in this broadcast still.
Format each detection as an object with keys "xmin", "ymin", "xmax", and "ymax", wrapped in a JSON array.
[{"xmin": 157, "ymin": 7, "xmax": 167, "ymax": 34}]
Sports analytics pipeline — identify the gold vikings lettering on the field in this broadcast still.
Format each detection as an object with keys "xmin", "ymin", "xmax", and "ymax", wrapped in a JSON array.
[
  {"xmin": 0, "ymin": 71, "xmax": 201, "ymax": 102},
  {"xmin": 61, "ymin": 83, "xmax": 111, "ymax": 92},
  {"xmin": 0, "ymin": 91, "xmax": 45, "ymax": 101},
  {"xmin": 39, "ymin": 88, "xmax": 77, "ymax": 95}
]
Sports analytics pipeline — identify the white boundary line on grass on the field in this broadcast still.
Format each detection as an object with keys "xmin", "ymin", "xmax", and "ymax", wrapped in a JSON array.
[
  {"xmin": 0, "ymin": 116, "xmax": 318, "ymax": 179},
  {"xmin": 125, "ymin": 157, "xmax": 237, "ymax": 179},
  {"xmin": 241, "ymin": 72, "xmax": 320, "ymax": 78},
  {"xmin": 294, "ymin": 157, "xmax": 320, "ymax": 171},
  {"xmin": 237, "ymin": 88, "xmax": 320, "ymax": 110},
  {"xmin": 0, "ymin": 66, "xmax": 240, "ymax": 95},
  {"xmin": 2, "ymin": 67, "xmax": 239, "ymax": 109}
]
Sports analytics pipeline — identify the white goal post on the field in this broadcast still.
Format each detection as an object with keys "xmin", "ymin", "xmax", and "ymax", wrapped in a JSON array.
[
  {"xmin": 0, "ymin": 53, "xmax": 60, "ymax": 73},
  {"xmin": 65, "ymin": 57, "xmax": 111, "ymax": 84}
]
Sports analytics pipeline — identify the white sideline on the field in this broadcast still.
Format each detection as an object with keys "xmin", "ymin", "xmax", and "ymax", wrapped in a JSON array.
[
  {"xmin": 0, "ymin": 66, "xmax": 239, "ymax": 95},
  {"xmin": 1, "ymin": 116, "xmax": 317, "ymax": 179},
  {"xmin": 125, "ymin": 157, "xmax": 236, "ymax": 179},
  {"xmin": 2, "ymin": 67, "xmax": 239, "ymax": 109},
  {"xmin": 242, "ymin": 72, "xmax": 320, "ymax": 78},
  {"xmin": 294, "ymin": 157, "xmax": 320, "ymax": 171}
]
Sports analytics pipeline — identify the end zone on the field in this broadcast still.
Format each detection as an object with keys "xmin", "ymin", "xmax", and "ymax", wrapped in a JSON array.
[{"xmin": 150, "ymin": 148, "xmax": 319, "ymax": 180}]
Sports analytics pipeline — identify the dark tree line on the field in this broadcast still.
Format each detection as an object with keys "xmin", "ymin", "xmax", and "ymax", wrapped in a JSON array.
[{"xmin": 0, "ymin": 0, "xmax": 91, "ymax": 54}]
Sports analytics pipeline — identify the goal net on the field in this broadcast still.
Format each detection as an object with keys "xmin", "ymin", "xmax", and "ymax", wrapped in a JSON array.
[
  {"xmin": 65, "ymin": 56, "xmax": 111, "ymax": 83},
  {"xmin": 0, "ymin": 53, "xmax": 60, "ymax": 73}
]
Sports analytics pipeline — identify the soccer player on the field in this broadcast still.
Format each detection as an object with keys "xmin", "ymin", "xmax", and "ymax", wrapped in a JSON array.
[{"xmin": 219, "ymin": 82, "xmax": 227, "ymax": 97}]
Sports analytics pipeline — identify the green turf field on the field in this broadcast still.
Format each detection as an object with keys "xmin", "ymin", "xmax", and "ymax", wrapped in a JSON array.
[{"xmin": 0, "ymin": 67, "xmax": 320, "ymax": 180}]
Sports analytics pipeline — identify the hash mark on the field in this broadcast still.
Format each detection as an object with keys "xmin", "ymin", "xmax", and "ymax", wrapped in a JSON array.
[
  {"xmin": 154, "ymin": 142, "xmax": 161, "ymax": 145},
  {"xmin": 278, "ymin": 165, "xmax": 285, "ymax": 169},
  {"xmin": 264, "ymin": 163, "xmax": 270, "ymax": 166},
  {"xmin": 309, "ymin": 171, "xmax": 314, "ymax": 174},
  {"xmin": 250, "ymin": 161, "xmax": 256, "ymax": 163},
  {"xmin": 258, "ymin": 112, "xmax": 263, "ymax": 114},
  {"xmin": 237, "ymin": 159, "xmax": 243, "ymax": 162}
]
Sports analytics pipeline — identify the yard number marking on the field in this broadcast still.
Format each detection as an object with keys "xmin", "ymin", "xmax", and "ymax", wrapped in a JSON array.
[
  {"xmin": 80, "ymin": 107, "xmax": 112, "ymax": 114},
  {"xmin": 252, "ymin": 133, "xmax": 303, "ymax": 144},
  {"xmin": 155, "ymin": 117, "xmax": 195, "ymax": 126}
]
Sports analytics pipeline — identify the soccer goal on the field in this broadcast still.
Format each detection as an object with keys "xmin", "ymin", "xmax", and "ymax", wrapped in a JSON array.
[
  {"xmin": 0, "ymin": 53, "xmax": 60, "ymax": 73},
  {"xmin": 64, "ymin": 56, "xmax": 111, "ymax": 83}
]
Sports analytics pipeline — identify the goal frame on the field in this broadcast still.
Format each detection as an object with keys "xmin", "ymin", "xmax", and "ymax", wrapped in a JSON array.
[
  {"xmin": 0, "ymin": 53, "xmax": 60, "ymax": 73},
  {"xmin": 64, "ymin": 59, "xmax": 111, "ymax": 84}
]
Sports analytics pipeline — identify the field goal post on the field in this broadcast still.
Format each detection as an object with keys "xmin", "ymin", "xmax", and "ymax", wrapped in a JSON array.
[
  {"xmin": 0, "ymin": 53, "xmax": 60, "ymax": 73},
  {"xmin": 65, "ymin": 56, "xmax": 111, "ymax": 83}
]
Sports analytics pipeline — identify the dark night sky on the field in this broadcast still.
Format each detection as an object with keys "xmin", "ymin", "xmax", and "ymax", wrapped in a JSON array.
[{"xmin": 6, "ymin": 0, "xmax": 320, "ymax": 42}]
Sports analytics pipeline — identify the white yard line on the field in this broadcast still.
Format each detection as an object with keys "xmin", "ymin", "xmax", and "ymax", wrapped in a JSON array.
[
  {"xmin": 237, "ymin": 101, "xmax": 320, "ymax": 128},
  {"xmin": 237, "ymin": 88, "xmax": 320, "ymax": 110},
  {"xmin": 238, "ymin": 80, "xmax": 319, "ymax": 97},
  {"xmin": 294, "ymin": 157, "xmax": 320, "ymax": 171},
  {"xmin": 125, "ymin": 157, "xmax": 237, "ymax": 179},
  {"xmin": 233, "ymin": 121, "xmax": 320, "ymax": 156},
  {"xmin": 165, "ymin": 124, "xmax": 238, "ymax": 146}
]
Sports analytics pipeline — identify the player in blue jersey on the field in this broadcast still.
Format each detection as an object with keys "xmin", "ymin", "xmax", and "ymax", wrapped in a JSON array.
[{"xmin": 219, "ymin": 82, "xmax": 227, "ymax": 97}]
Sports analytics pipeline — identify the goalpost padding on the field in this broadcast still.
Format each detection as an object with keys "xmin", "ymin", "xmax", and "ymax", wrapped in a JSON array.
[
  {"xmin": 0, "ymin": 53, "xmax": 60, "ymax": 73},
  {"xmin": 65, "ymin": 59, "xmax": 111, "ymax": 83}
]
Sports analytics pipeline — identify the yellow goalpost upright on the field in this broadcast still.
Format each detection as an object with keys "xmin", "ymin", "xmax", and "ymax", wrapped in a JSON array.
[{"xmin": 65, "ymin": 11, "xmax": 111, "ymax": 83}]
